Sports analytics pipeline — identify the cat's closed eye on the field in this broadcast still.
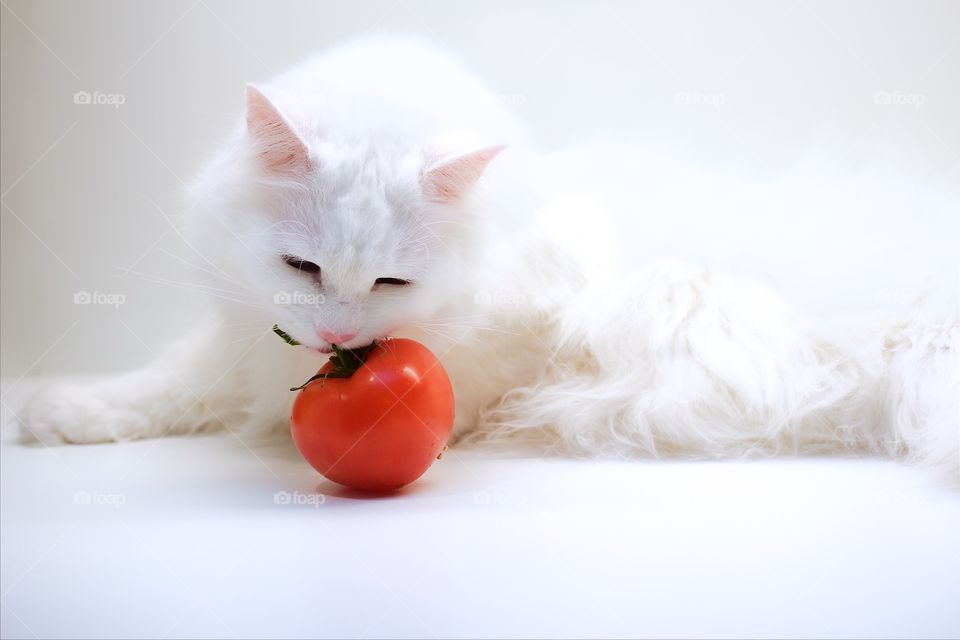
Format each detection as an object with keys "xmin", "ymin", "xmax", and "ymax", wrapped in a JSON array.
[
  {"xmin": 373, "ymin": 277, "xmax": 412, "ymax": 290},
  {"xmin": 282, "ymin": 254, "xmax": 321, "ymax": 276}
]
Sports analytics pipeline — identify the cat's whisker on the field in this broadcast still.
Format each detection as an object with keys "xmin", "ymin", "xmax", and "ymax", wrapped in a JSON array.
[
  {"xmin": 156, "ymin": 248, "xmax": 245, "ymax": 286},
  {"xmin": 147, "ymin": 201, "xmax": 238, "ymax": 283},
  {"xmin": 259, "ymin": 230, "xmax": 318, "ymax": 243},
  {"xmin": 218, "ymin": 327, "xmax": 274, "ymax": 347},
  {"xmin": 419, "ymin": 231, "xmax": 454, "ymax": 252},
  {"xmin": 410, "ymin": 326, "xmax": 454, "ymax": 341},
  {"xmin": 116, "ymin": 267, "xmax": 254, "ymax": 299},
  {"xmin": 422, "ymin": 312, "xmax": 523, "ymax": 323},
  {"xmin": 261, "ymin": 219, "xmax": 313, "ymax": 234},
  {"xmin": 419, "ymin": 219, "xmax": 473, "ymax": 230},
  {"xmin": 267, "ymin": 233, "xmax": 319, "ymax": 245},
  {"xmin": 396, "ymin": 238, "xmax": 432, "ymax": 261},
  {"xmin": 220, "ymin": 319, "xmax": 272, "ymax": 331},
  {"xmin": 220, "ymin": 316, "xmax": 270, "ymax": 326},
  {"xmin": 417, "ymin": 320, "xmax": 523, "ymax": 337},
  {"xmin": 115, "ymin": 271, "xmax": 264, "ymax": 309}
]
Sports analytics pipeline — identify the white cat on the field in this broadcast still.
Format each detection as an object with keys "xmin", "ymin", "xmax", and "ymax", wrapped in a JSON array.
[{"xmin": 22, "ymin": 38, "xmax": 958, "ymax": 475}]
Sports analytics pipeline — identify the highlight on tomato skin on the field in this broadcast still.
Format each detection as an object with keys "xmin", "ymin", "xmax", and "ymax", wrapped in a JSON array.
[{"xmin": 289, "ymin": 338, "xmax": 455, "ymax": 492}]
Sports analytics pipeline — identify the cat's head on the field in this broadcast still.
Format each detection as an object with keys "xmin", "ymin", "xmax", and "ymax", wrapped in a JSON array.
[{"xmin": 214, "ymin": 86, "xmax": 503, "ymax": 352}]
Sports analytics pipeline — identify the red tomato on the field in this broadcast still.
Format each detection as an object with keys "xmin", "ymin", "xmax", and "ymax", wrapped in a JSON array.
[{"xmin": 290, "ymin": 338, "xmax": 455, "ymax": 492}]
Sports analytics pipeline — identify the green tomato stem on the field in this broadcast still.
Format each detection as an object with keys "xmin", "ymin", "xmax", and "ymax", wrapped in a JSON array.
[
  {"xmin": 274, "ymin": 324, "xmax": 377, "ymax": 391},
  {"xmin": 272, "ymin": 324, "xmax": 300, "ymax": 346}
]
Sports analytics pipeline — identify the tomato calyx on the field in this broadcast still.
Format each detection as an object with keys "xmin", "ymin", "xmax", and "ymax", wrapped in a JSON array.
[
  {"xmin": 289, "ymin": 343, "xmax": 379, "ymax": 391},
  {"xmin": 273, "ymin": 324, "xmax": 378, "ymax": 391}
]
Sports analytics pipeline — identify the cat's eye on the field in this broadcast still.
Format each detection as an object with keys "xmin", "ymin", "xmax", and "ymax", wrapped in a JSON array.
[
  {"xmin": 373, "ymin": 277, "xmax": 412, "ymax": 288},
  {"xmin": 283, "ymin": 254, "xmax": 321, "ymax": 275}
]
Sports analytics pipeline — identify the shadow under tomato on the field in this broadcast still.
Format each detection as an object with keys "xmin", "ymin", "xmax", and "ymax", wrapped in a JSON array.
[{"xmin": 315, "ymin": 478, "xmax": 437, "ymax": 501}]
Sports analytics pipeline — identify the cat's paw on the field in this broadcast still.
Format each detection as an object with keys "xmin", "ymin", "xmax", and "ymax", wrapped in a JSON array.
[{"xmin": 20, "ymin": 382, "xmax": 152, "ymax": 445}]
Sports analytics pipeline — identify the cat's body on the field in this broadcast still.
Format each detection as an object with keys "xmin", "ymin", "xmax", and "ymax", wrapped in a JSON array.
[{"xmin": 22, "ymin": 38, "xmax": 958, "ymax": 473}]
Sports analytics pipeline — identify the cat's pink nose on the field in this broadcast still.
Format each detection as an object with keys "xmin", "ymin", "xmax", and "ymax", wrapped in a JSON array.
[{"xmin": 318, "ymin": 329, "xmax": 357, "ymax": 345}]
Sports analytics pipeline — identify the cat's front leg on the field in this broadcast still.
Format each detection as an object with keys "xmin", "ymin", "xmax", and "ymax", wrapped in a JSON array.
[{"xmin": 19, "ymin": 319, "xmax": 271, "ymax": 445}]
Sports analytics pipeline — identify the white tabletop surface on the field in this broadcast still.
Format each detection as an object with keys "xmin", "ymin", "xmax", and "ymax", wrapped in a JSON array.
[{"xmin": 2, "ymin": 379, "xmax": 958, "ymax": 639}]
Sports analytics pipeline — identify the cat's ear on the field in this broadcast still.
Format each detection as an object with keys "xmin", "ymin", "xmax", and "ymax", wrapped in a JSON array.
[
  {"xmin": 245, "ymin": 84, "xmax": 310, "ymax": 175},
  {"xmin": 421, "ymin": 145, "xmax": 505, "ymax": 202}
]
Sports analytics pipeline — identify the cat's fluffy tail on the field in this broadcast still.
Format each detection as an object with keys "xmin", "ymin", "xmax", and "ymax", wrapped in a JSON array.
[
  {"xmin": 864, "ymin": 307, "xmax": 959, "ymax": 472},
  {"xmin": 472, "ymin": 264, "xmax": 958, "ymax": 475}
]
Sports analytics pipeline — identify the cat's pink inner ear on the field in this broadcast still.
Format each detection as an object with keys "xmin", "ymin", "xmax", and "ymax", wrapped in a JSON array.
[
  {"xmin": 245, "ymin": 84, "xmax": 310, "ymax": 174},
  {"xmin": 421, "ymin": 145, "xmax": 505, "ymax": 202}
]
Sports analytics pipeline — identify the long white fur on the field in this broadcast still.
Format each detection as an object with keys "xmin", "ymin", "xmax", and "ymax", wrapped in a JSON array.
[{"xmin": 22, "ymin": 37, "xmax": 958, "ymax": 477}]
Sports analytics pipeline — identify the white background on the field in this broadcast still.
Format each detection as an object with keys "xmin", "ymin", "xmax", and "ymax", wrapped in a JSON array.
[
  {"xmin": 2, "ymin": 422, "xmax": 959, "ymax": 639},
  {"xmin": 1, "ymin": 4, "xmax": 959, "ymax": 639},
  {"xmin": 2, "ymin": 0, "xmax": 958, "ymax": 376}
]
